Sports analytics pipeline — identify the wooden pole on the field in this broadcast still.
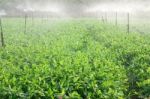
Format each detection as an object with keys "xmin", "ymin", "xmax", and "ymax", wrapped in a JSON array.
[
  {"xmin": 105, "ymin": 12, "xmax": 107, "ymax": 23},
  {"xmin": 102, "ymin": 16, "xmax": 104, "ymax": 23},
  {"xmin": 127, "ymin": 12, "xmax": 130, "ymax": 33},
  {"xmin": 115, "ymin": 12, "xmax": 118, "ymax": 26},
  {"xmin": 0, "ymin": 18, "xmax": 5, "ymax": 47},
  {"xmin": 32, "ymin": 12, "xmax": 34, "ymax": 26},
  {"xmin": 24, "ymin": 14, "xmax": 27, "ymax": 34}
]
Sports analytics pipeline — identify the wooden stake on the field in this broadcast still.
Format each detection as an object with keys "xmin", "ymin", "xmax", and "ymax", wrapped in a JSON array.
[
  {"xmin": 127, "ymin": 13, "xmax": 130, "ymax": 33},
  {"xmin": 24, "ymin": 14, "xmax": 27, "ymax": 34},
  {"xmin": 115, "ymin": 12, "xmax": 118, "ymax": 26},
  {"xmin": 32, "ymin": 12, "xmax": 34, "ymax": 26},
  {"xmin": 102, "ymin": 16, "xmax": 104, "ymax": 23},
  {"xmin": 0, "ymin": 18, "xmax": 5, "ymax": 47},
  {"xmin": 105, "ymin": 12, "xmax": 107, "ymax": 23}
]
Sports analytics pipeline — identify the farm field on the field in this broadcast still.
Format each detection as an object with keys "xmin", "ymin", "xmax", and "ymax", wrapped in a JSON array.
[{"xmin": 0, "ymin": 18, "xmax": 150, "ymax": 98}]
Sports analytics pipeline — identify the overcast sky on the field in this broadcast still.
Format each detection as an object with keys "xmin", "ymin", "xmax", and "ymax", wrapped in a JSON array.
[{"xmin": 0, "ymin": 0, "xmax": 150, "ymax": 15}]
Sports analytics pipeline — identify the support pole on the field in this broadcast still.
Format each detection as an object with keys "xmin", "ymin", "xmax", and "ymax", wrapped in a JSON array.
[
  {"xmin": 105, "ymin": 12, "xmax": 107, "ymax": 23},
  {"xmin": 127, "ymin": 12, "xmax": 130, "ymax": 33},
  {"xmin": 24, "ymin": 14, "xmax": 27, "ymax": 34},
  {"xmin": 32, "ymin": 12, "xmax": 34, "ymax": 26},
  {"xmin": 115, "ymin": 12, "xmax": 118, "ymax": 26},
  {"xmin": 0, "ymin": 18, "xmax": 5, "ymax": 47},
  {"xmin": 102, "ymin": 16, "xmax": 104, "ymax": 23}
]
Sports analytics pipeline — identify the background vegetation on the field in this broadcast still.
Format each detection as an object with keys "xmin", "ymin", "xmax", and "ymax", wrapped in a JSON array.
[{"xmin": 0, "ymin": 18, "xmax": 149, "ymax": 98}]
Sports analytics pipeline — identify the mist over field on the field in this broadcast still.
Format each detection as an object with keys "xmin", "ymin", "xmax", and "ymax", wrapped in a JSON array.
[{"xmin": 0, "ymin": 0, "xmax": 150, "ymax": 17}]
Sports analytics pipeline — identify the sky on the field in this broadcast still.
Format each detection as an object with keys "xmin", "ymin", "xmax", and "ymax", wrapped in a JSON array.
[
  {"xmin": 86, "ymin": 1, "xmax": 150, "ymax": 13},
  {"xmin": 0, "ymin": 0, "xmax": 150, "ymax": 16}
]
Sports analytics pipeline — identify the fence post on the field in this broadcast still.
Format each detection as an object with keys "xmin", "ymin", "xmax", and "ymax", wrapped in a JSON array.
[
  {"xmin": 0, "ymin": 18, "xmax": 5, "ymax": 47},
  {"xmin": 127, "ymin": 12, "xmax": 130, "ymax": 33}
]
